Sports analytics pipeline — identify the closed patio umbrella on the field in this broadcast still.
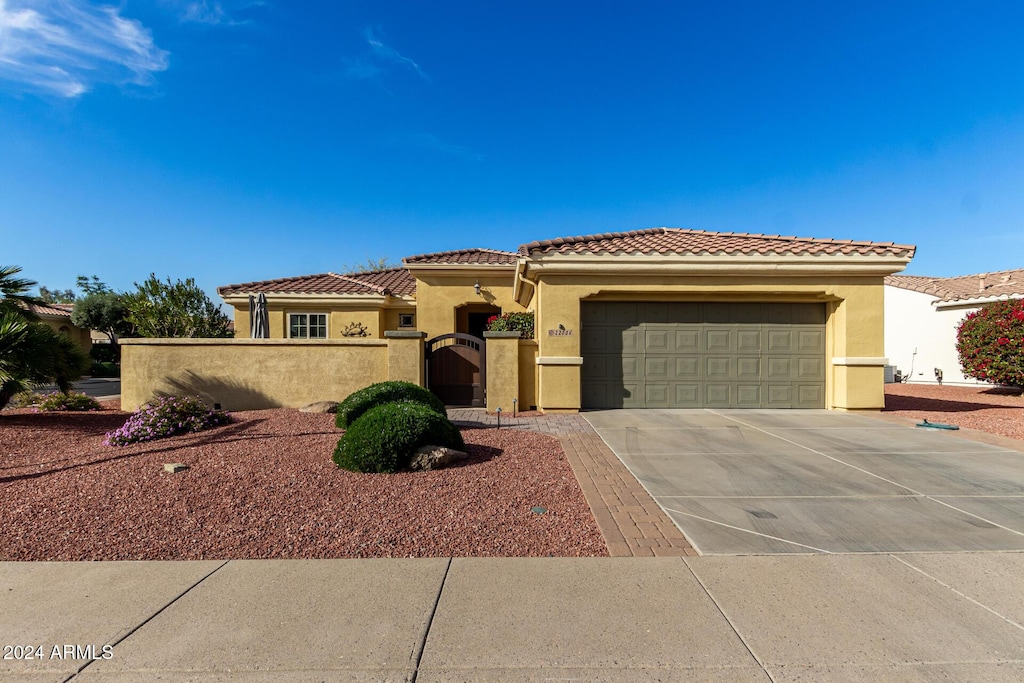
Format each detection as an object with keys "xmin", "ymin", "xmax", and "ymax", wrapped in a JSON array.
[{"xmin": 253, "ymin": 292, "xmax": 269, "ymax": 338}]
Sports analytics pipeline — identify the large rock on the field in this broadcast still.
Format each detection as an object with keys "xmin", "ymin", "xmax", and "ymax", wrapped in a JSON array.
[
  {"xmin": 299, "ymin": 401, "xmax": 339, "ymax": 414},
  {"xmin": 408, "ymin": 445, "xmax": 468, "ymax": 471}
]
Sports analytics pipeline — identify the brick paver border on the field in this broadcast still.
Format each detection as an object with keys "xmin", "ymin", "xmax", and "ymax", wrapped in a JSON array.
[{"xmin": 449, "ymin": 409, "xmax": 697, "ymax": 557}]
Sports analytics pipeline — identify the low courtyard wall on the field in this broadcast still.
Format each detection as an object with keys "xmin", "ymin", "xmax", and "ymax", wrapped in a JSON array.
[
  {"xmin": 120, "ymin": 338, "xmax": 403, "ymax": 411},
  {"xmin": 121, "ymin": 333, "xmax": 534, "ymax": 413}
]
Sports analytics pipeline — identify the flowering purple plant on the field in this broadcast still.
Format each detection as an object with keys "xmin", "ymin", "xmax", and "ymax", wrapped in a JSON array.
[{"xmin": 104, "ymin": 395, "xmax": 231, "ymax": 447}]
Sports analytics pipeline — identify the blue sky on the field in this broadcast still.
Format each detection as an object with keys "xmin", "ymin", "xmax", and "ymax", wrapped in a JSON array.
[{"xmin": 2, "ymin": 1, "xmax": 1023, "ymax": 309}]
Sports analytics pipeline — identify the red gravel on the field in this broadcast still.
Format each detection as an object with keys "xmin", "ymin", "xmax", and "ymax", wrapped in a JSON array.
[
  {"xmin": 884, "ymin": 383, "xmax": 1024, "ymax": 443},
  {"xmin": 0, "ymin": 406, "xmax": 607, "ymax": 561}
]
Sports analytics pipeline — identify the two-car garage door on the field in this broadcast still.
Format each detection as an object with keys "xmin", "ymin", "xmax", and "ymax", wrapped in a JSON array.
[{"xmin": 580, "ymin": 302, "xmax": 826, "ymax": 409}]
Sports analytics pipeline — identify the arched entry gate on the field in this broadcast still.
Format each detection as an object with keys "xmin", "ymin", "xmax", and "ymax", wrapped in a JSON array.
[{"xmin": 425, "ymin": 333, "xmax": 485, "ymax": 407}]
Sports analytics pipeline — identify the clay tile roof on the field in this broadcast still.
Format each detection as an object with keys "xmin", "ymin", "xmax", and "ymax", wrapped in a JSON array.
[
  {"xmin": 885, "ymin": 268, "xmax": 1024, "ymax": 303},
  {"xmin": 26, "ymin": 302, "xmax": 74, "ymax": 318},
  {"xmin": 518, "ymin": 227, "xmax": 916, "ymax": 258},
  {"xmin": 403, "ymin": 248, "xmax": 519, "ymax": 266},
  {"xmin": 217, "ymin": 268, "xmax": 416, "ymax": 297}
]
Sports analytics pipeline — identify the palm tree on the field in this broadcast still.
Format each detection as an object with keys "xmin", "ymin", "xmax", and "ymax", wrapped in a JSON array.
[
  {"xmin": 0, "ymin": 266, "xmax": 89, "ymax": 410},
  {"xmin": 0, "ymin": 265, "xmax": 43, "ymax": 318}
]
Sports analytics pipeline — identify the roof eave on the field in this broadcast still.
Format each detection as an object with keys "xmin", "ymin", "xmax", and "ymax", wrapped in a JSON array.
[
  {"xmin": 523, "ymin": 252, "xmax": 915, "ymax": 276},
  {"xmin": 221, "ymin": 292, "xmax": 394, "ymax": 307},
  {"xmin": 404, "ymin": 263, "xmax": 518, "ymax": 275},
  {"xmin": 933, "ymin": 293, "xmax": 1024, "ymax": 310}
]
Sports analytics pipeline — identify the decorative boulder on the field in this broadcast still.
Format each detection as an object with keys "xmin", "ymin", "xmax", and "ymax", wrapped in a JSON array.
[
  {"xmin": 408, "ymin": 445, "xmax": 468, "ymax": 471},
  {"xmin": 300, "ymin": 401, "xmax": 339, "ymax": 414}
]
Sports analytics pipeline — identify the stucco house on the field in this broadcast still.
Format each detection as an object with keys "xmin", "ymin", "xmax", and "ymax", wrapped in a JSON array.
[
  {"xmin": 884, "ymin": 269, "xmax": 1024, "ymax": 385},
  {"xmin": 211, "ymin": 227, "xmax": 915, "ymax": 412},
  {"xmin": 28, "ymin": 302, "xmax": 92, "ymax": 354}
]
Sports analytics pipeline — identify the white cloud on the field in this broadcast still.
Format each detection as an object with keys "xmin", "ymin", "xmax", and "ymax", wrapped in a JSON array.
[
  {"xmin": 167, "ymin": 0, "xmax": 262, "ymax": 27},
  {"xmin": 0, "ymin": 0, "xmax": 169, "ymax": 97},
  {"xmin": 362, "ymin": 26, "xmax": 428, "ymax": 81},
  {"xmin": 180, "ymin": 1, "xmax": 228, "ymax": 25}
]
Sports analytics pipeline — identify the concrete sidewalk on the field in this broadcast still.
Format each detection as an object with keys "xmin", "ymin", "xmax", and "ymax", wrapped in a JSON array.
[{"xmin": 4, "ymin": 555, "xmax": 1024, "ymax": 681}]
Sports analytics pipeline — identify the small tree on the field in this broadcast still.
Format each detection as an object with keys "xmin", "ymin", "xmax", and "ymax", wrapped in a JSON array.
[
  {"xmin": 956, "ymin": 299, "xmax": 1024, "ymax": 390},
  {"xmin": 124, "ymin": 274, "xmax": 232, "ymax": 338},
  {"xmin": 38, "ymin": 286, "xmax": 76, "ymax": 303},
  {"xmin": 76, "ymin": 275, "xmax": 112, "ymax": 295},
  {"xmin": 72, "ymin": 292, "xmax": 132, "ymax": 344},
  {"xmin": 342, "ymin": 257, "xmax": 399, "ymax": 273}
]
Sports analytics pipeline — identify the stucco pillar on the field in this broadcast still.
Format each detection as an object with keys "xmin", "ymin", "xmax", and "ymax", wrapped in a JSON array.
[
  {"xmin": 384, "ymin": 331, "xmax": 426, "ymax": 386},
  {"xmin": 483, "ymin": 331, "xmax": 521, "ymax": 412},
  {"xmin": 829, "ymin": 286, "xmax": 887, "ymax": 410},
  {"xmin": 534, "ymin": 281, "xmax": 582, "ymax": 412}
]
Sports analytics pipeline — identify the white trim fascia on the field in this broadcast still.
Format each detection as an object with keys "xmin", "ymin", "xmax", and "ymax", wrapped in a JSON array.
[
  {"xmin": 523, "ymin": 253, "xmax": 912, "ymax": 276},
  {"xmin": 536, "ymin": 356, "xmax": 584, "ymax": 366},
  {"xmin": 832, "ymin": 357, "xmax": 889, "ymax": 366},
  {"xmin": 933, "ymin": 293, "xmax": 1024, "ymax": 310},
  {"xmin": 221, "ymin": 293, "xmax": 391, "ymax": 307},
  {"xmin": 403, "ymin": 264, "xmax": 517, "ymax": 276}
]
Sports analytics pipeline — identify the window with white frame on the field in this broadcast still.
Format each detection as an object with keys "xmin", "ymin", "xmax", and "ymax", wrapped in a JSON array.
[
  {"xmin": 399, "ymin": 313, "xmax": 415, "ymax": 328},
  {"xmin": 289, "ymin": 313, "xmax": 328, "ymax": 339}
]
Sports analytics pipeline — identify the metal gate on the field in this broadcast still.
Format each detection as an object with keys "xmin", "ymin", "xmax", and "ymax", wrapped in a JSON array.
[{"xmin": 425, "ymin": 334, "xmax": 486, "ymax": 407}]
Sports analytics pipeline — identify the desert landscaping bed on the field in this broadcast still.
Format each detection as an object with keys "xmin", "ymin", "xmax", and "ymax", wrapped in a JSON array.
[
  {"xmin": 0, "ymin": 405, "xmax": 607, "ymax": 561},
  {"xmin": 884, "ymin": 383, "xmax": 1024, "ymax": 442}
]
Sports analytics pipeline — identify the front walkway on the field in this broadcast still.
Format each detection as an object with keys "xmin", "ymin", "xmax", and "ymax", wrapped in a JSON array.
[{"xmin": 448, "ymin": 409, "xmax": 697, "ymax": 557}]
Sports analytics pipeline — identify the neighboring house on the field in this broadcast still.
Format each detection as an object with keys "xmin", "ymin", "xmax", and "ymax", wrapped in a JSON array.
[
  {"xmin": 218, "ymin": 227, "xmax": 914, "ymax": 412},
  {"xmin": 27, "ymin": 302, "xmax": 92, "ymax": 354},
  {"xmin": 884, "ymin": 269, "xmax": 1024, "ymax": 385}
]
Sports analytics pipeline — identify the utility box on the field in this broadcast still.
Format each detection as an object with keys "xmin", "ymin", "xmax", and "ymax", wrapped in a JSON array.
[{"xmin": 884, "ymin": 365, "xmax": 897, "ymax": 384}]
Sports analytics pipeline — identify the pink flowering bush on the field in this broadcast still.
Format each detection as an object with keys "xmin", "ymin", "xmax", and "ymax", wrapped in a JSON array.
[
  {"xmin": 484, "ymin": 311, "xmax": 535, "ymax": 338},
  {"xmin": 105, "ymin": 395, "xmax": 230, "ymax": 446},
  {"xmin": 956, "ymin": 300, "xmax": 1024, "ymax": 389}
]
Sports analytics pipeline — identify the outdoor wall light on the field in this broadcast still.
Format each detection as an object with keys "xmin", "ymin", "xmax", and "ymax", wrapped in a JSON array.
[{"xmin": 474, "ymin": 280, "xmax": 481, "ymax": 296}]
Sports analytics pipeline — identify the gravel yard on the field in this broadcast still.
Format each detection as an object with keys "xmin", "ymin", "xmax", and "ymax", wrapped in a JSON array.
[
  {"xmin": 0, "ymin": 404, "xmax": 607, "ymax": 561},
  {"xmin": 884, "ymin": 382, "xmax": 1024, "ymax": 442}
]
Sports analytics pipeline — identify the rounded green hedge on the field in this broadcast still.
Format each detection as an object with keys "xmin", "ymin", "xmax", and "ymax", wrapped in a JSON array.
[
  {"xmin": 335, "ymin": 380, "xmax": 446, "ymax": 429},
  {"xmin": 333, "ymin": 401, "xmax": 465, "ymax": 473}
]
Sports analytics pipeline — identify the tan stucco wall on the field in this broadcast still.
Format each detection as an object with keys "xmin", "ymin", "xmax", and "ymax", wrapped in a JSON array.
[
  {"xmin": 120, "ymin": 338, "xmax": 390, "ymax": 411},
  {"xmin": 38, "ymin": 316, "xmax": 92, "ymax": 354},
  {"xmin": 518, "ymin": 339, "xmax": 538, "ymax": 410},
  {"xmin": 528, "ymin": 273, "xmax": 889, "ymax": 411},
  {"xmin": 483, "ymin": 334, "xmax": 519, "ymax": 412},
  {"xmin": 232, "ymin": 304, "xmax": 418, "ymax": 339},
  {"xmin": 385, "ymin": 332, "xmax": 426, "ymax": 385},
  {"xmin": 383, "ymin": 307, "xmax": 417, "ymax": 335},
  {"xmin": 412, "ymin": 272, "xmax": 527, "ymax": 340}
]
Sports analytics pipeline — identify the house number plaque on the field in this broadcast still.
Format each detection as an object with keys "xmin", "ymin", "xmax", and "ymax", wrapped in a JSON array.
[{"xmin": 548, "ymin": 329, "xmax": 573, "ymax": 336}]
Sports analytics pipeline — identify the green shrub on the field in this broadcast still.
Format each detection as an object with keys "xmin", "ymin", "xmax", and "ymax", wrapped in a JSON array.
[
  {"xmin": 7, "ymin": 391, "xmax": 42, "ymax": 408},
  {"xmin": 89, "ymin": 361, "xmax": 120, "ymax": 378},
  {"xmin": 105, "ymin": 395, "xmax": 230, "ymax": 446},
  {"xmin": 89, "ymin": 344, "xmax": 119, "ymax": 363},
  {"xmin": 485, "ymin": 311, "xmax": 534, "ymax": 338},
  {"xmin": 957, "ymin": 300, "xmax": 1024, "ymax": 389},
  {"xmin": 333, "ymin": 401, "xmax": 465, "ymax": 473},
  {"xmin": 335, "ymin": 380, "xmax": 446, "ymax": 429},
  {"xmin": 37, "ymin": 391, "xmax": 101, "ymax": 412}
]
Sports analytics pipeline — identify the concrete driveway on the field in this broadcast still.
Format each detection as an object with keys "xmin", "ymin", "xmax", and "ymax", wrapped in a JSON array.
[{"xmin": 584, "ymin": 409, "xmax": 1024, "ymax": 554}]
